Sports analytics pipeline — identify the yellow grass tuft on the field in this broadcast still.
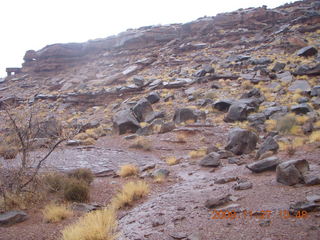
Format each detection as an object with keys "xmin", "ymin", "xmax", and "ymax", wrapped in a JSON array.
[
  {"xmin": 129, "ymin": 137, "xmax": 152, "ymax": 151},
  {"xmin": 140, "ymin": 122, "xmax": 148, "ymax": 128},
  {"xmin": 61, "ymin": 208, "xmax": 118, "ymax": 240},
  {"xmin": 166, "ymin": 156, "xmax": 179, "ymax": 166},
  {"xmin": 265, "ymin": 119, "xmax": 277, "ymax": 132},
  {"xmin": 111, "ymin": 181, "xmax": 149, "ymax": 210},
  {"xmin": 188, "ymin": 148, "xmax": 207, "ymax": 158},
  {"xmin": 118, "ymin": 164, "xmax": 139, "ymax": 177},
  {"xmin": 176, "ymin": 132, "xmax": 188, "ymax": 143},
  {"xmin": 42, "ymin": 204, "xmax": 73, "ymax": 223},
  {"xmin": 153, "ymin": 175, "xmax": 166, "ymax": 183},
  {"xmin": 309, "ymin": 131, "xmax": 320, "ymax": 143}
]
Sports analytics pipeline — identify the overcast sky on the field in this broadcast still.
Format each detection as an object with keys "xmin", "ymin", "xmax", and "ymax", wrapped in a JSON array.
[{"xmin": 0, "ymin": 0, "xmax": 291, "ymax": 77}]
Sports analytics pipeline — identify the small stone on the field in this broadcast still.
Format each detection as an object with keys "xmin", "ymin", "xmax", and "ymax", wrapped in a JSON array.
[
  {"xmin": 232, "ymin": 180, "xmax": 253, "ymax": 190},
  {"xmin": 199, "ymin": 152, "xmax": 221, "ymax": 167},
  {"xmin": 246, "ymin": 157, "xmax": 280, "ymax": 173},
  {"xmin": 259, "ymin": 219, "xmax": 271, "ymax": 227},
  {"xmin": 205, "ymin": 194, "xmax": 231, "ymax": 209},
  {"xmin": 0, "ymin": 211, "xmax": 28, "ymax": 226}
]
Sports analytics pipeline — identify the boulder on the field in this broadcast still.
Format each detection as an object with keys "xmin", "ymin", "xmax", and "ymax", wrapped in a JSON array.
[
  {"xmin": 146, "ymin": 92, "xmax": 160, "ymax": 104},
  {"xmin": 256, "ymin": 137, "xmax": 279, "ymax": 159},
  {"xmin": 173, "ymin": 108, "xmax": 198, "ymax": 124},
  {"xmin": 199, "ymin": 152, "xmax": 221, "ymax": 167},
  {"xmin": 291, "ymin": 103, "xmax": 313, "ymax": 114},
  {"xmin": 311, "ymin": 86, "xmax": 320, "ymax": 97},
  {"xmin": 132, "ymin": 98, "xmax": 154, "ymax": 122},
  {"xmin": 225, "ymin": 128, "xmax": 258, "ymax": 155},
  {"xmin": 272, "ymin": 62, "xmax": 286, "ymax": 72},
  {"xmin": 296, "ymin": 46, "xmax": 318, "ymax": 57},
  {"xmin": 0, "ymin": 211, "xmax": 28, "ymax": 226},
  {"xmin": 213, "ymin": 99, "xmax": 234, "ymax": 112},
  {"xmin": 113, "ymin": 109, "xmax": 141, "ymax": 135},
  {"xmin": 152, "ymin": 169, "xmax": 170, "ymax": 178},
  {"xmin": 248, "ymin": 113, "xmax": 266, "ymax": 125},
  {"xmin": 224, "ymin": 102, "xmax": 249, "ymax": 122},
  {"xmin": 276, "ymin": 159, "xmax": 309, "ymax": 185},
  {"xmin": 294, "ymin": 64, "xmax": 320, "ymax": 76},
  {"xmin": 289, "ymin": 201, "xmax": 320, "ymax": 216},
  {"xmin": 246, "ymin": 157, "xmax": 280, "ymax": 173}
]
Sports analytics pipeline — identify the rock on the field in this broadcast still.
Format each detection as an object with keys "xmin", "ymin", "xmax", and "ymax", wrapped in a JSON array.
[
  {"xmin": 296, "ymin": 46, "xmax": 318, "ymax": 57},
  {"xmin": 0, "ymin": 211, "xmax": 28, "ymax": 226},
  {"xmin": 133, "ymin": 76, "xmax": 145, "ymax": 87},
  {"xmin": 306, "ymin": 195, "xmax": 320, "ymax": 203},
  {"xmin": 152, "ymin": 217, "xmax": 165, "ymax": 227},
  {"xmin": 277, "ymin": 71, "xmax": 293, "ymax": 83},
  {"xmin": 256, "ymin": 137, "xmax": 279, "ymax": 159},
  {"xmin": 217, "ymin": 150, "xmax": 234, "ymax": 159},
  {"xmin": 251, "ymin": 57, "xmax": 272, "ymax": 65},
  {"xmin": 173, "ymin": 108, "xmax": 198, "ymax": 124},
  {"xmin": 122, "ymin": 65, "xmax": 141, "ymax": 75},
  {"xmin": 79, "ymin": 120, "xmax": 100, "ymax": 132},
  {"xmin": 199, "ymin": 152, "xmax": 221, "ymax": 167},
  {"xmin": 289, "ymin": 201, "xmax": 320, "ymax": 215},
  {"xmin": 194, "ymin": 69, "xmax": 206, "ymax": 77},
  {"xmin": 288, "ymin": 80, "xmax": 311, "ymax": 92},
  {"xmin": 272, "ymin": 62, "xmax": 286, "ymax": 72},
  {"xmin": 72, "ymin": 203, "xmax": 102, "ymax": 212},
  {"xmin": 311, "ymin": 86, "xmax": 320, "ymax": 97},
  {"xmin": 224, "ymin": 102, "xmax": 249, "ymax": 122},
  {"xmin": 187, "ymin": 233, "xmax": 202, "ymax": 240},
  {"xmin": 259, "ymin": 220, "xmax": 271, "ymax": 227},
  {"xmin": 276, "ymin": 159, "xmax": 309, "ymax": 185},
  {"xmin": 94, "ymin": 169, "xmax": 116, "ymax": 177},
  {"xmin": 294, "ymin": 64, "xmax": 320, "ymax": 76},
  {"xmin": 246, "ymin": 157, "xmax": 280, "ymax": 173},
  {"xmin": 225, "ymin": 128, "xmax": 258, "ymax": 155},
  {"xmin": 213, "ymin": 99, "xmax": 234, "ymax": 112},
  {"xmin": 240, "ymin": 88, "xmax": 261, "ymax": 99},
  {"xmin": 228, "ymin": 157, "xmax": 244, "ymax": 165},
  {"xmin": 152, "ymin": 169, "xmax": 170, "ymax": 178},
  {"xmin": 248, "ymin": 113, "xmax": 266, "ymax": 125},
  {"xmin": 163, "ymin": 80, "xmax": 187, "ymax": 89},
  {"xmin": 205, "ymin": 194, "xmax": 231, "ymax": 209},
  {"xmin": 66, "ymin": 140, "xmax": 82, "ymax": 146},
  {"xmin": 303, "ymin": 174, "xmax": 320, "ymax": 185},
  {"xmin": 169, "ymin": 232, "xmax": 188, "ymax": 239},
  {"xmin": 145, "ymin": 111, "xmax": 165, "ymax": 123},
  {"xmin": 124, "ymin": 134, "xmax": 138, "ymax": 140},
  {"xmin": 263, "ymin": 106, "xmax": 288, "ymax": 119},
  {"xmin": 291, "ymin": 103, "xmax": 313, "ymax": 114},
  {"xmin": 113, "ymin": 109, "xmax": 141, "ymax": 135},
  {"xmin": 132, "ymin": 98, "xmax": 154, "ymax": 122},
  {"xmin": 197, "ymin": 98, "xmax": 213, "ymax": 107},
  {"xmin": 215, "ymin": 176, "xmax": 238, "ymax": 184},
  {"xmin": 232, "ymin": 180, "xmax": 253, "ymax": 190},
  {"xmin": 146, "ymin": 92, "xmax": 160, "ymax": 104}
]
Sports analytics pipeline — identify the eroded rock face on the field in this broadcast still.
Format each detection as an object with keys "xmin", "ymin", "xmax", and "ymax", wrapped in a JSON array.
[
  {"xmin": 256, "ymin": 137, "xmax": 279, "ymax": 159},
  {"xmin": 225, "ymin": 128, "xmax": 258, "ymax": 155},
  {"xmin": 132, "ymin": 98, "xmax": 154, "ymax": 122},
  {"xmin": 246, "ymin": 157, "xmax": 280, "ymax": 173},
  {"xmin": 276, "ymin": 159, "xmax": 309, "ymax": 185}
]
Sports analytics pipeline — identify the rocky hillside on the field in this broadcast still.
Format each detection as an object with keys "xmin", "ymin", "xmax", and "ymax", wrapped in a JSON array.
[{"xmin": 1, "ymin": 0, "xmax": 320, "ymax": 240}]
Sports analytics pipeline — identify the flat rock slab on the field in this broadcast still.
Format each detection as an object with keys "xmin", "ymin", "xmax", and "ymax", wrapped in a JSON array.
[
  {"xmin": 0, "ymin": 211, "xmax": 28, "ymax": 226},
  {"xmin": 246, "ymin": 157, "xmax": 280, "ymax": 173},
  {"xmin": 205, "ymin": 194, "xmax": 231, "ymax": 209}
]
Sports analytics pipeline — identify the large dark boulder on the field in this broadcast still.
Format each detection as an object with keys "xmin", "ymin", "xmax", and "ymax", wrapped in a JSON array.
[
  {"xmin": 311, "ymin": 86, "xmax": 320, "ymax": 97},
  {"xmin": 146, "ymin": 92, "xmax": 160, "ymax": 104},
  {"xmin": 213, "ymin": 99, "xmax": 234, "ymax": 112},
  {"xmin": 113, "ymin": 109, "xmax": 141, "ymax": 135},
  {"xmin": 0, "ymin": 211, "xmax": 28, "ymax": 226},
  {"xmin": 173, "ymin": 108, "xmax": 198, "ymax": 124},
  {"xmin": 291, "ymin": 103, "xmax": 313, "ymax": 115},
  {"xmin": 132, "ymin": 98, "xmax": 154, "ymax": 122},
  {"xmin": 225, "ymin": 128, "xmax": 258, "ymax": 155},
  {"xmin": 276, "ymin": 159, "xmax": 309, "ymax": 186}
]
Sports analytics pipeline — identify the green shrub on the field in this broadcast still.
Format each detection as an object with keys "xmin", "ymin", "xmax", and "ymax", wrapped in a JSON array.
[
  {"xmin": 67, "ymin": 168, "xmax": 94, "ymax": 184},
  {"xmin": 64, "ymin": 178, "xmax": 90, "ymax": 202}
]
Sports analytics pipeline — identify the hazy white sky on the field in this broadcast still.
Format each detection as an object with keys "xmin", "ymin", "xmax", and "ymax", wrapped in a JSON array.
[{"xmin": 0, "ymin": 0, "xmax": 291, "ymax": 77}]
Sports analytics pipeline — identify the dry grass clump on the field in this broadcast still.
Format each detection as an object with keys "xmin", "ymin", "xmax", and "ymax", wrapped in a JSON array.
[
  {"xmin": 153, "ymin": 175, "xmax": 166, "ymax": 183},
  {"xmin": 129, "ymin": 137, "xmax": 152, "ymax": 151},
  {"xmin": 111, "ymin": 181, "xmax": 149, "ymax": 210},
  {"xmin": 67, "ymin": 168, "xmax": 94, "ymax": 184},
  {"xmin": 85, "ymin": 127, "xmax": 106, "ymax": 140},
  {"xmin": 61, "ymin": 208, "xmax": 118, "ymax": 240},
  {"xmin": 166, "ymin": 156, "xmax": 179, "ymax": 166},
  {"xmin": 176, "ymin": 132, "xmax": 188, "ymax": 143},
  {"xmin": 63, "ymin": 178, "xmax": 90, "ymax": 202},
  {"xmin": 118, "ymin": 164, "xmax": 139, "ymax": 177},
  {"xmin": 81, "ymin": 137, "xmax": 96, "ymax": 145},
  {"xmin": 276, "ymin": 114, "xmax": 296, "ymax": 134},
  {"xmin": 0, "ymin": 191, "xmax": 44, "ymax": 211},
  {"xmin": 309, "ymin": 131, "xmax": 320, "ymax": 143},
  {"xmin": 42, "ymin": 204, "xmax": 73, "ymax": 223},
  {"xmin": 188, "ymin": 148, "xmax": 207, "ymax": 158},
  {"xmin": 44, "ymin": 172, "xmax": 66, "ymax": 193}
]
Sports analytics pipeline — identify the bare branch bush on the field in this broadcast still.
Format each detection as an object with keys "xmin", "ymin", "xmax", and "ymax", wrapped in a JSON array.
[{"xmin": 0, "ymin": 103, "xmax": 79, "ymax": 210}]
